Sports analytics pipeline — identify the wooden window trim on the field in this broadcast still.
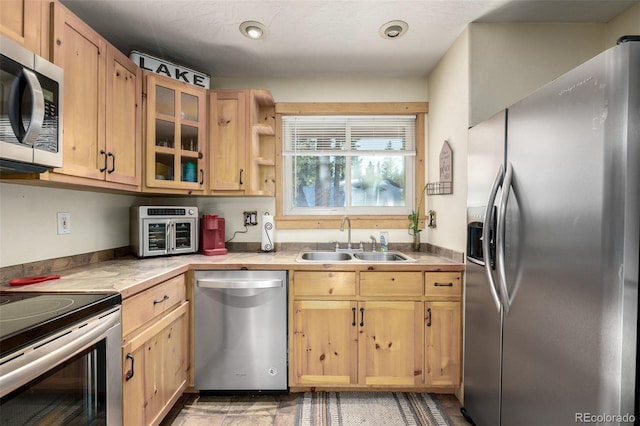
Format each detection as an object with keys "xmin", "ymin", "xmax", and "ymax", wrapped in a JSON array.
[{"xmin": 275, "ymin": 102, "xmax": 427, "ymax": 230}]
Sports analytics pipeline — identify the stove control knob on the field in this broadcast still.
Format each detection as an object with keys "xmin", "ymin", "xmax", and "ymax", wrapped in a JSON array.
[{"xmin": 189, "ymin": 209, "xmax": 195, "ymax": 216}]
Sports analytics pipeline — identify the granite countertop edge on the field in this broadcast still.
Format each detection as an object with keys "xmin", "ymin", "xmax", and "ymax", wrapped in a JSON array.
[{"xmin": 0, "ymin": 250, "xmax": 465, "ymax": 299}]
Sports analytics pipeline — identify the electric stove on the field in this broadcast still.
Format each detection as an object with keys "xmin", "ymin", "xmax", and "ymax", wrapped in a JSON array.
[{"xmin": 0, "ymin": 292, "xmax": 121, "ymax": 358}]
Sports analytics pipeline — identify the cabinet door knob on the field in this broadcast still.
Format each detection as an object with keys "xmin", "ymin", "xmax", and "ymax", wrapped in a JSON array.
[
  {"xmin": 359, "ymin": 307, "xmax": 365, "ymax": 327},
  {"xmin": 239, "ymin": 168, "xmax": 244, "ymax": 185},
  {"xmin": 426, "ymin": 307, "xmax": 432, "ymax": 327}
]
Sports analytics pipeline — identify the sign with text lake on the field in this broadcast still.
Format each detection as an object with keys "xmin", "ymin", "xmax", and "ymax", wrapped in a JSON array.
[{"xmin": 129, "ymin": 51, "xmax": 210, "ymax": 89}]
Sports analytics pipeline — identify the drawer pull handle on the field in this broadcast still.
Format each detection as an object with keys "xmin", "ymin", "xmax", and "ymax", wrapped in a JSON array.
[
  {"xmin": 434, "ymin": 282, "xmax": 453, "ymax": 287},
  {"xmin": 426, "ymin": 307, "xmax": 432, "ymax": 327},
  {"xmin": 153, "ymin": 294, "xmax": 170, "ymax": 305},
  {"xmin": 360, "ymin": 307, "xmax": 365, "ymax": 327},
  {"xmin": 125, "ymin": 353, "xmax": 135, "ymax": 381},
  {"xmin": 352, "ymin": 307, "xmax": 356, "ymax": 326}
]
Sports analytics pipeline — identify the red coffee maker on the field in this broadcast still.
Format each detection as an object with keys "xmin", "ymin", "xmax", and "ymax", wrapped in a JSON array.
[{"xmin": 200, "ymin": 215, "xmax": 227, "ymax": 255}]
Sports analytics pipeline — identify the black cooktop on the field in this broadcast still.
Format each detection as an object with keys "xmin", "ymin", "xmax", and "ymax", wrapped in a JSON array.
[{"xmin": 0, "ymin": 292, "xmax": 121, "ymax": 359}]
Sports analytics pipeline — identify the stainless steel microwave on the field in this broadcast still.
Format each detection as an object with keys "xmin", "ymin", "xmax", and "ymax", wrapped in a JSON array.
[
  {"xmin": 131, "ymin": 206, "xmax": 199, "ymax": 257},
  {"xmin": 0, "ymin": 34, "xmax": 63, "ymax": 173}
]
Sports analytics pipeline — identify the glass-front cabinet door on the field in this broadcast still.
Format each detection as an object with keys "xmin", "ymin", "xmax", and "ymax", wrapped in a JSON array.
[{"xmin": 145, "ymin": 73, "xmax": 206, "ymax": 192}]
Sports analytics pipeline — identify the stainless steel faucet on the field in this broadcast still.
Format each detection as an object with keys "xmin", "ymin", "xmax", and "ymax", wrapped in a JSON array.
[
  {"xmin": 340, "ymin": 216, "xmax": 352, "ymax": 249},
  {"xmin": 369, "ymin": 235, "xmax": 377, "ymax": 252}
]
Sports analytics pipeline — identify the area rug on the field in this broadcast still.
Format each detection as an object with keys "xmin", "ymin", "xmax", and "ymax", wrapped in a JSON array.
[{"xmin": 295, "ymin": 392, "xmax": 453, "ymax": 425}]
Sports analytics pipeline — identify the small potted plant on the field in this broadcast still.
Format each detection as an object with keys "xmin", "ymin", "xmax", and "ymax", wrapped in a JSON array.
[{"xmin": 408, "ymin": 184, "xmax": 428, "ymax": 251}]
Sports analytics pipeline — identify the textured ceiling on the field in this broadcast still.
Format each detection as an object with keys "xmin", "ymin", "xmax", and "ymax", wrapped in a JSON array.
[{"xmin": 60, "ymin": 0, "xmax": 638, "ymax": 79}]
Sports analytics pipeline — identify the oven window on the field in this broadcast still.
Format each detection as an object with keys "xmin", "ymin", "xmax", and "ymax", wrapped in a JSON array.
[
  {"xmin": 175, "ymin": 221, "xmax": 192, "ymax": 249},
  {"xmin": 148, "ymin": 222, "xmax": 167, "ymax": 251},
  {"xmin": 0, "ymin": 341, "xmax": 107, "ymax": 425}
]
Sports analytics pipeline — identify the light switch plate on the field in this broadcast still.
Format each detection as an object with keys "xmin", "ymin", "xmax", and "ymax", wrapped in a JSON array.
[{"xmin": 57, "ymin": 212, "xmax": 71, "ymax": 235}]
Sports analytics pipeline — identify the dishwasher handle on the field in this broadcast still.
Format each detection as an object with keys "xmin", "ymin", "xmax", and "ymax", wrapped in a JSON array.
[{"xmin": 197, "ymin": 278, "xmax": 283, "ymax": 289}]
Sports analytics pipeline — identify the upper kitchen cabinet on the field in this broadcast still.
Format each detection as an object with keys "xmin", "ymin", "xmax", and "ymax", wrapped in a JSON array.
[
  {"xmin": 46, "ymin": 2, "xmax": 142, "ymax": 190},
  {"xmin": 143, "ymin": 72, "xmax": 206, "ymax": 194},
  {"xmin": 209, "ymin": 89, "xmax": 276, "ymax": 196},
  {"xmin": 0, "ymin": 0, "xmax": 50, "ymax": 57}
]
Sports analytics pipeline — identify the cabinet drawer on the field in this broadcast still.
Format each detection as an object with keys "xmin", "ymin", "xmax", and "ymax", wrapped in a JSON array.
[
  {"xmin": 425, "ymin": 272, "xmax": 462, "ymax": 300},
  {"xmin": 359, "ymin": 272, "xmax": 422, "ymax": 297},
  {"xmin": 122, "ymin": 274, "xmax": 186, "ymax": 336},
  {"xmin": 293, "ymin": 271, "xmax": 356, "ymax": 297}
]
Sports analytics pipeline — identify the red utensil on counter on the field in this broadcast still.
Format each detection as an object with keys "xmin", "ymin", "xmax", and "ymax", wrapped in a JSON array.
[{"xmin": 9, "ymin": 275, "xmax": 61, "ymax": 286}]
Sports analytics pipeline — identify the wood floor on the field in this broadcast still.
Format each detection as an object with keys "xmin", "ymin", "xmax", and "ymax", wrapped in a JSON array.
[{"xmin": 161, "ymin": 392, "xmax": 470, "ymax": 426}]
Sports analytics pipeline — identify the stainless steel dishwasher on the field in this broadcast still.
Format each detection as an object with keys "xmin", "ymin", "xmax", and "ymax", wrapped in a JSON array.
[{"xmin": 193, "ymin": 270, "xmax": 287, "ymax": 391}]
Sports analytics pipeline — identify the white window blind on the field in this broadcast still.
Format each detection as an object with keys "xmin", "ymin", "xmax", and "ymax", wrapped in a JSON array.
[
  {"xmin": 282, "ymin": 115, "xmax": 417, "ymax": 216},
  {"xmin": 282, "ymin": 115, "xmax": 416, "ymax": 156}
]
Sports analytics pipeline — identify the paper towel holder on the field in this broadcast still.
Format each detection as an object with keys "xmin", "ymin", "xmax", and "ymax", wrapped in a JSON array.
[{"xmin": 260, "ymin": 212, "xmax": 275, "ymax": 253}]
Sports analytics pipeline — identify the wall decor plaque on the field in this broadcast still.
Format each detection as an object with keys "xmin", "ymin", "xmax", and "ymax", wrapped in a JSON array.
[{"xmin": 129, "ymin": 51, "xmax": 210, "ymax": 89}]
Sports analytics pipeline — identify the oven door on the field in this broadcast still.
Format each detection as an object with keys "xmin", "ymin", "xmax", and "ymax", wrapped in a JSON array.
[
  {"xmin": 171, "ymin": 218, "xmax": 197, "ymax": 254},
  {"xmin": 142, "ymin": 218, "xmax": 171, "ymax": 257},
  {"xmin": 0, "ymin": 307, "xmax": 122, "ymax": 426}
]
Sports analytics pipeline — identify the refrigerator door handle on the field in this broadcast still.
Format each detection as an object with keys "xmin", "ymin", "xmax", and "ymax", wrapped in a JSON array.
[
  {"xmin": 496, "ymin": 162, "xmax": 513, "ymax": 315},
  {"xmin": 482, "ymin": 164, "xmax": 504, "ymax": 312}
]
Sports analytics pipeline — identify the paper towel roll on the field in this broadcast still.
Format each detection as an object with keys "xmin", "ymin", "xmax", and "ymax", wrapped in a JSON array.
[{"xmin": 261, "ymin": 213, "xmax": 275, "ymax": 252}]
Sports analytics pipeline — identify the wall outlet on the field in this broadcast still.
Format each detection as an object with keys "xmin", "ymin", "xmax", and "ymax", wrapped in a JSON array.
[
  {"xmin": 427, "ymin": 210, "xmax": 437, "ymax": 228},
  {"xmin": 57, "ymin": 212, "xmax": 71, "ymax": 235},
  {"xmin": 243, "ymin": 211, "xmax": 258, "ymax": 226}
]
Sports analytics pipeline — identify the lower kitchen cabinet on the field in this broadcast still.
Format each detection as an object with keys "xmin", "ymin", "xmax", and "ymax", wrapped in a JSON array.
[
  {"xmin": 292, "ymin": 299, "xmax": 422, "ymax": 387},
  {"xmin": 292, "ymin": 300, "xmax": 358, "ymax": 385},
  {"xmin": 424, "ymin": 301, "xmax": 461, "ymax": 386},
  {"xmin": 424, "ymin": 272, "xmax": 462, "ymax": 387},
  {"xmin": 290, "ymin": 270, "xmax": 435, "ymax": 389},
  {"xmin": 121, "ymin": 274, "xmax": 189, "ymax": 426},
  {"xmin": 358, "ymin": 300, "xmax": 423, "ymax": 386}
]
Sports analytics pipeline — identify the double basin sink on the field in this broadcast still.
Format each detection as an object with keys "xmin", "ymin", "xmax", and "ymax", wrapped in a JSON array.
[{"xmin": 296, "ymin": 250, "xmax": 415, "ymax": 263}]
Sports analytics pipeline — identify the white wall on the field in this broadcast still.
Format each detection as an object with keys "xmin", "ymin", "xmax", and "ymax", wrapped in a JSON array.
[
  {"xmin": 423, "ymin": 6, "xmax": 637, "ymax": 254},
  {"xmin": 605, "ymin": 2, "xmax": 640, "ymax": 47},
  {"xmin": 200, "ymin": 76, "xmax": 430, "ymax": 247},
  {"xmin": 2, "ymin": 7, "xmax": 636, "ymax": 267},
  {"xmin": 469, "ymin": 23, "xmax": 606, "ymax": 126},
  {"xmin": 0, "ymin": 77, "xmax": 428, "ymax": 267},
  {"xmin": 0, "ymin": 183, "xmax": 139, "ymax": 267},
  {"xmin": 425, "ymin": 29, "xmax": 470, "ymax": 254}
]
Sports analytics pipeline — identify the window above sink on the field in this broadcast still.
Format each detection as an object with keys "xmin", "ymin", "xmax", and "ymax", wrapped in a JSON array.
[{"xmin": 274, "ymin": 102, "xmax": 428, "ymax": 231}]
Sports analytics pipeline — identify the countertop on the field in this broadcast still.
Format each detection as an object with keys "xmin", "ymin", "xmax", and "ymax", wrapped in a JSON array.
[{"xmin": 0, "ymin": 250, "xmax": 464, "ymax": 299}]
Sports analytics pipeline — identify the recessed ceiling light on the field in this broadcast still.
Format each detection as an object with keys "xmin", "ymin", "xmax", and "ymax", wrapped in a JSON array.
[
  {"xmin": 379, "ymin": 20, "xmax": 408, "ymax": 39},
  {"xmin": 240, "ymin": 21, "xmax": 267, "ymax": 40}
]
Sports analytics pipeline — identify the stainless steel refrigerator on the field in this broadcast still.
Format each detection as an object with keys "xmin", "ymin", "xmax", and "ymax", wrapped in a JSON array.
[{"xmin": 464, "ymin": 38, "xmax": 639, "ymax": 426}]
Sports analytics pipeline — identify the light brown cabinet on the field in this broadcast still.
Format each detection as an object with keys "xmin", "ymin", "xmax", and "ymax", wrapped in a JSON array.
[
  {"xmin": 39, "ymin": 2, "xmax": 142, "ymax": 190},
  {"xmin": 425, "ymin": 301, "xmax": 461, "ymax": 386},
  {"xmin": 143, "ymin": 72, "xmax": 206, "ymax": 194},
  {"xmin": 209, "ymin": 89, "xmax": 276, "ymax": 195},
  {"xmin": 424, "ymin": 272, "xmax": 462, "ymax": 387},
  {"xmin": 290, "ymin": 269, "xmax": 462, "ymax": 390},
  {"xmin": 0, "ymin": 0, "xmax": 48, "ymax": 56},
  {"xmin": 292, "ymin": 299, "xmax": 357, "ymax": 386},
  {"xmin": 357, "ymin": 300, "xmax": 423, "ymax": 386},
  {"xmin": 104, "ymin": 46, "xmax": 142, "ymax": 187},
  {"xmin": 290, "ymin": 270, "xmax": 424, "ymax": 388},
  {"xmin": 122, "ymin": 274, "xmax": 189, "ymax": 426}
]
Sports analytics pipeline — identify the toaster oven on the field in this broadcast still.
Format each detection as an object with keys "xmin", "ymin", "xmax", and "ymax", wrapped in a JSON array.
[{"xmin": 131, "ymin": 206, "xmax": 198, "ymax": 257}]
